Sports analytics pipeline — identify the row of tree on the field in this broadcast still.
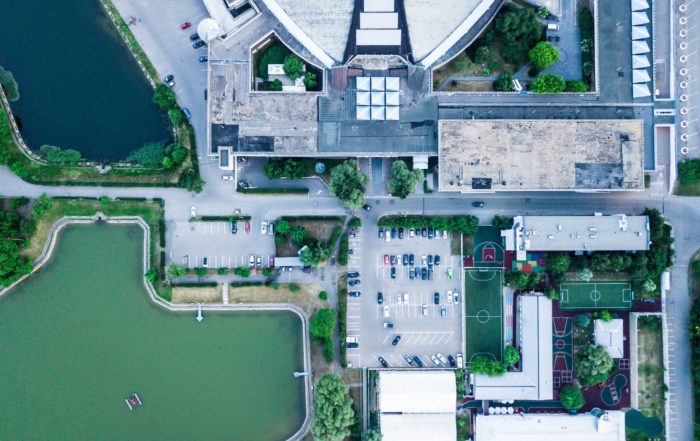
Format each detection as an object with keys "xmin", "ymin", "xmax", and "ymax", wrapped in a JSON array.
[
  {"xmin": 377, "ymin": 215, "xmax": 479, "ymax": 235},
  {"xmin": 127, "ymin": 141, "xmax": 188, "ymax": 169}
]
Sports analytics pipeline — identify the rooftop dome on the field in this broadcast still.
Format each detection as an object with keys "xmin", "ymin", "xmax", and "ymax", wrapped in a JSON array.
[{"xmin": 198, "ymin": 18, "xmax": 222, "ymax": 41}]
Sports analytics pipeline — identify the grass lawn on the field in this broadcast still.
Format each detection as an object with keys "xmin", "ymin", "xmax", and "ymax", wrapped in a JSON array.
[
  {"xmin": 636, "ymin": 316, "xmax": 666, "ymax": 426},
  {"xmin": 677, "ymin": 181, "xmax": 700, "ymax": 196},
  {"xmin": 228, "ymin": 282, "xmax": 326, "ymax": 316},
  {"xmin": 276, "ymin": 218, "xmax": 343, "ymax": 257},
  {"xmin": 171, "ymin": 285, "xmax": 222, "ymax": 303}
]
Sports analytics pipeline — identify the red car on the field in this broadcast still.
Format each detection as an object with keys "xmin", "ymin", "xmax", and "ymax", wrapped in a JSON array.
[
  {"xmin": 180, "ymin": 21, "xmax": 191, "ymax": 30},
  {"xmin": 245, "ymin": 221, "xmax": 251, "ymax": 233},
  {"xmin": 384, "ymin": 254, "xmax": 390, "ymax": 265}
]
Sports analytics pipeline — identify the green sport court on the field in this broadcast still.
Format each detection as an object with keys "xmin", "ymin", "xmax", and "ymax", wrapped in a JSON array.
[
  {"xmin": 559, "ymin": 282, "xmax": 634, "ymax": 310},
  {"xmin": 464, "ymin": 268, "xmax": 504, "ymax": 363}
]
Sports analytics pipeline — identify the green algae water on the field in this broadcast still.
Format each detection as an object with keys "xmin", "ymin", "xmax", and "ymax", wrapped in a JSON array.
[
  {"xmin": 0, "ymin": 0, "xmax": 170, "ymax": 160},
  {"xmin": 0, "ymin": 224, "xmax": 305, "ymax": 440}
]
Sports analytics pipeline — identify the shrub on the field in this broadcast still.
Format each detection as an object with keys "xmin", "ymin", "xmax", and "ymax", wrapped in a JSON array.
[
  {"xmin": 256, "ymin": 42, "xmax": 288, "ymax": 79},
  {"xmin": 577, "ymin": 267, "xmax": 594, "ymax": 281},
  {"xmin": 145, "ymin": 268, "xmax": 158, "ymax": 282},
  {"xmin": 262, "ymin": 268, "xmax": 273, "ymax": 277},
  {"xmin": 167, "ymin": 108, "xmax": 184, "ymax": 126},
  {"xmin": 233, "ymin": 266, "xmax": 251, "ymax": 277},
  {"xmin": 268, "ymin": 79, "xmax": 283, "ymax": 91},
  {"xmin": 454, "ymin": 56, "xmax": 471, "ymax": 71},
  {"xmin": 530, "ymin": 73, "xmax": 566, "ymax": 94},
  {"xmin": 283, "ymin": 55, "xmax": 304, "ymax": 80},
  {"xmin": 303, "ymin": 72, "xmax": 317, "ymax": 90},
  {"xmin": 560, "ymin": 385, "xmax": 585, "ymax": 410},
  {"xmin": 566, "ymin": 80, "xmax": 589, "ymax": 93},
  {"xmin": 545, "ymin": 286, "xmax": 559, "ymax": 300},
  {"xmin": 217, "ymin": 267, "xmax": 229, "ymax": 276},
  {"xmin": 528, "ymin": 42, "xmax": 560, "ymax": 70},
  {"xmin": 504, "ymin": 345, "xmax": 520, "ymax": 366},
  {"xmin": 39, "ymin": 145, "xmax": 83, "ymax": 164},
  {"xmin": 166, "ymin": 264, "xmax": 188, "ymax": 279},
  {"xmin": 337, "ymin": 234, "xmax": 349, "ymax": 266},
  {"xmin": 474, "ymin": 46, "xmax": 493, "ymax": 64},
  {"xmin": 348, "ymin": 217, "xmax": 362, "ymax": 228},
  {"xmin": 0, "ymin": 65, "xmax": 20, "ymax": 102},
  {"xmin": 319, "ymin": 291, "xmax": 328, "ymax": 301},
  {"xmin": 493, "ymin": 71, "xmax": 515, "ymax": 92},
  {"xmin": 288, "ymin": 282, "xmax": 301, "ymax": 293},
  {"xmin": 536, "ymin": 6, "xmax": 549, "ymax": 19},
  {"xmin": 323, "ymin": 338, "xmax": 335, "ymax": 362},
  {"xmin": 194, "ymin": 267, "xmax": 207, "ymax": 278},
  {"xmin": 469, "ymin": 355, "xmax": 507, "ymax": 376},
  {"xmin": 127, "ymin": 142, "xmax": 166, "ymax": 166},
  {"xmin": 598, "ymin": 310, "xmax": 613, "ymax": 322},
  {"xmin": 153, "ymin": 84, "xmax": 177, "ymax": 110}
]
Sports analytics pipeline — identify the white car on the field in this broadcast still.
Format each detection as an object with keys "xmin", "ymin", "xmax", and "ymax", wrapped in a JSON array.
[
  {"xmin": 396, "ymin": 254, "xmax": 402, "ymax": 265},
  {"xmin": 190, "ymin": 206, "xmax": 196, "ymax": 217},
  {"xmin": 260, "ymin": 221, "xmax": 267, "ymax": 235},
  {"xmin": 456, "ymin": 353, "xmax": 464, "ymax": 369},
  {"xmin": 396, "ymin": 293, "xmax": 402, "ymax": 304},
  {"xmin": 403, "ymin": 292, "xmax": 409, "ymax": 305},
  {"xmin": 453, "ymin": 291, "xmax": 460, "ymax": 304},
  {"xmin": 436, "ymin": 353, "xmax": 448, "ymax": 365},
  {"xmin": 248, "ymin": 254, "xmax": 255, "ymax": 267},
  {"xmin": 430, "ymin": 355, "xmax": 441, "ymax": 367},
  {"xmin": 346, "ymin": 336, "xmax": 359, "ymax": 343},
  {"xmin": 447, "ymin": 290, "xmax": 453, "ymax": 303},
  {"xmin": 385, "ymin": 230, "xmax": 391, "ymax": 242},
  {"xmin": 409, "ymin": 228, "xmax": 415, "ymax": 237},
  {"xmin": 443, "ymin": 230, "xmax": 448, "ymax": 239},
  {"xmin": 383, "ymin": 305, "xmax": 390, "ymax": 318},
  {"xmin": 268, "ymin": 222, "xmax": 274, "ymax": 235},
  {"xmin": 221, "ymin": 174, "xmax": 234, "ymax": 181}
]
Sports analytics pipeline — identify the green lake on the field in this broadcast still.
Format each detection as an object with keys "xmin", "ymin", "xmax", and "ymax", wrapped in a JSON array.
[
  {"xmin": 0, "ymin": 224, "xmax": 306, "ymax": 440},
  {"xmin": 0, "ymin": 0, "xmax": 170, "ymax": 160}
]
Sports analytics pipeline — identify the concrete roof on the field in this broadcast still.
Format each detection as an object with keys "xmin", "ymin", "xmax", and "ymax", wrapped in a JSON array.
[
  {"xmin": 379, "ymin": 370, "xmax": 456, "ymax": 413},
  {"xmin": 595, "ymin": 319, "xmax": 625, "ymax": 358},
  {"xmin": 271, "ymin": 0, "xmax": 353, "ymax": 62},
  {"xmin": 438, "ymin": 119, "xmax": 645, "ymax": 191},
  {"xmin": 473, "ymin": 296, "xmax": 553, "ymax": 401},
  {"xmin": 503, "ymin": 215, "xmax": 650, "ymax": 259},
  {"xmin": 474, "ymin": 412, "xmax": 626, "ymax": 441},
  {"xmin": 404, "ymin": 0, "xmax": 488, "ymax": 62},
  {"xmin": 381, "ymin": 413, "xmax": 456, "ymax": 441}
]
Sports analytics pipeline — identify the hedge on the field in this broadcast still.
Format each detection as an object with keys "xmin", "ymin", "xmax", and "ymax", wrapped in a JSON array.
[
  {"xmin": 196, "ymin": 215, "xmax": 252, "ymax": 222},
  {"xmin": 337, "ymin": 234, "xmax": 349, "ymax": 266},
  {"xmin": 338, "ymin": 286, "xmax": 348, "ymax": 367},
  {"xmin": 237, "ymin": 187, "xmax": 309, "ymax": 195},
  {"xmin": 173, "ymin": 282, "xmax": 218, "ymax": 288},
  {"xmin": 230, "ymin": 281, "xmax": 264, "ymax": 288}
]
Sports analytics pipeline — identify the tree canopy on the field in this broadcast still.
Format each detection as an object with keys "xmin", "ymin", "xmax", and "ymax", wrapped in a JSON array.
[
  {"xmin": 39, "ymin": 145, "xmax": 83, "ymax": 165},
  {"xmin": 503, "ymin": 345, "xmax": 520, "ymax": 366},
  {"xmin": 310, "ymin": 308, "xmax": 336, "ymax": 340},
  {"xmin": 530, "ymin": 73, "xmax": 566, "ymax": 94},
  {"xmin": 574, "ymin": 344, "xmax": 615, "ymax": 386},
  {"xmin": 560, "ymin": 385, "xmax": 585, "ymax": 410},
  {"xmin": 329, "ymin": 160, "xmax": 368, "ymax": 209},
  {"xmin": 312, "ymin": 374, "xmax": 355, "ymax": 441},
  {"xmin": 388, "ymin": 160, "xmax": 423, "ymax": 199},
  {"xmin": 474, "ymin": 46, "xmax": 493, "ymax": 64},
  {"xmin": 127, "ymin": 142, "xmax": 166, "ymax": 167},
  {"xmin": 493, "ymin": 71, "xmax": 515, "ymax": 92},
  {"xmin": 469, "ymin": 355, "xmax": 507, "ymax": 376},
  {"xmin": 495, "ymin": 4, "xmax": 543, "ymax": 66},
  {"xmin": 166, "ymin": 263, "xmax": 188, "ymax": 279},
  {"xmin": 528, "ymin": 42, "xmax": 560, "ymax": 70},
  {"xmin": 153, "ymin": 84, "xmax": 177, "ymax": 111},
  {"xmin": 0, "ymin": 65, "xmax": 20, "ymax": 102},
  {"xmin": 283, "ymin": 55, "xmax": 304, "ymax": 80},
  {"xmin": 566, "ymin": 80, "xmax": 589, "ymax": 93}
]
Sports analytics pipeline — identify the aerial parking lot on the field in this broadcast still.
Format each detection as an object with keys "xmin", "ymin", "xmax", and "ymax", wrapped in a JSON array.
[{"xmin": 346, "ymin": 224, "xmax": 464, "ymax": 369}]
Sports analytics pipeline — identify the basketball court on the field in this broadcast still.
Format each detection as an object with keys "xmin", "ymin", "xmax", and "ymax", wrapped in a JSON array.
[
  {"xmin": 464, "ymin": 268, "xmax": 504, "ymax": 363},
  {"xmin": 559, "ymin": 282, "xmax": 634, "ymax": 310},
  {"xmin": 473, "ymin": 227, "xmax": 505, "ymax": 268},
  {"xmin": 552, "ymin": 317, "xmax": 574, "ymax": 388}
]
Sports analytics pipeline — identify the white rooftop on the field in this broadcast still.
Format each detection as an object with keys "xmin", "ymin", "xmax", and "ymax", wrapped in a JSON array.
[
  {"xmin": 360, "ymin": 12, "xmax": 398, "ymax": 29},
  {"xmin": 474, "ymin": 412, "xmax": 626, "ymax": 441},
  {"xmin": 595, "ymin": 319, "xmax": 625, "ymax": 358},
  {"xmin": 357, "ymin": 29, "xmax": 402, "ymax": 46},
  {"xmin": 473, "ymin": 296, "xmax": 553, "ymax": 401},
  {"xmin": 503, "ymin": 215, "xmax": 650, "ymax": 260}
]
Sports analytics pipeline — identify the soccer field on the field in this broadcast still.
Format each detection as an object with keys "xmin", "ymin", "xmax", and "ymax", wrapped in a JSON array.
[
  {"xmin": 559, "ymin": 282, "xmax": 633, "ymax": 310},
  {"xmin": 464, "ymin": 269, "xmax": 504, "ymax": 363}
]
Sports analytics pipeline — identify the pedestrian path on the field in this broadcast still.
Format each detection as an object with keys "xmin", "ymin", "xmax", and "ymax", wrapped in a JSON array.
[{"xmin": 222, "ymin": 282, "xmax": 229, "ymax": 304}]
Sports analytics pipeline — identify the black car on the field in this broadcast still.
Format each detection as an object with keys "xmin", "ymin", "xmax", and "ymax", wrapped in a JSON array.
[
  {"xmin": 349, "ymin": 280, "xmax": 361, "ymax": 286},
  {"xmin": 390, "ymin": 255, "xmax": 396, "ymax": 266},
  {"xmin": 404, "ymin": 355, "xmax": 415, "ymax": 366},
  {"xmin": 163, "ymin": 74, "xmax": 174, "ymax": 83},
  {"xmin": 427, "ymin": 255, "xmax": 433, "ymax": 267},
  {"xmin": 348, "ymin": 271, "xmax": 360, "ymax": 278},
  {"xmin": 421, "ymin": 227, "xmax": 427, "ymax": 237},
  {"xmin": 409, "ymin": 268, "xmax": 415, "ymax": 280},
  {"xmin": 377, "ymin": 292, "xmax": 383, "ymax": 304},
  {"xmin": 398, "ymin": 228, "xmax": 404, "ymax": 239},
  {"xmin": 427, "ymin": 227, "xmax": 434, "ymax": 239},
  {"xmin": 378, "ymin": 228, "xmax": 384, "ymax": 239},
  {"xmin": 378, "ymin": 356, "xmax": 389, "ymax": 368},
  {"xmin": 448, "ymin": 355, "xmax": 456, "ymax": 367},
  {"xmin": 434, "ymin": 292, "xmax": 440, "ymax": 305},
  {"xmin": 391, "ymin": 335, "xmax": 402, "ymax": 346},
  {"xmin": 230, "ymin": 221, "xmax": 238, "ymax": 234},
  {"xmin": 421, "ymin": 267, "xmax": 427, "ymax": 280},
  {"xmin": 472, "ymin": 201, "xmax": 485, "ymax": 207},
  {"xmin": 391, "ymin": 228, "xmax": 397, "ymax": 239},
  {"xmin": 347, "ymin": 342, "xmax": 359, "ymax": 349},
  {"xmin": 363, "ymin": 204, "xmax": 372, "ymax": 211},
  {"xmin": 390, "ymin": 267, "xmax": 397, "ymax": 279},
  {"xmin": 413, "ymin": 355, "xmax": 424, "ymax": 367},
  {"xmin": 192, "ymin": 40, "xmax": 206, "ymax": 48},
  {"xmin": 349, "ymin": 291, "xmax": 361, "ymax": 297},
  {"xmin": 434, "ymin": 255, "xmax": 441, "ymax": 266},
  {"xmin": 402, "ymin": 254, "xmax": 408, "ymax": 266},
  {"xmin": 199, "ymin": 55, "xmax": 208, "ymax": 62},
  {"xmin": 189, "ymin": 32, "xmax": 200, "ymax": 41},
  {"xmin": 409, "ymin": 254, "xmax": 415, "ymax": 266}
]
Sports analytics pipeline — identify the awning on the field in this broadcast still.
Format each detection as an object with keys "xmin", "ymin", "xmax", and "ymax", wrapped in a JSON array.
[
  {"xmin": 631, "ymin": 25, "xmax": 650, "ymax": 40},
  {"xmin": 632, "ymin": 69, "xmax": 651, "ymax": 83},
  {"xmin": 631, "ymin": 0, "xmax": 650, "ymax": 11},
  {"xmin": 632, "ymin": 11, "xmax": 649, "ymax": 25},
  {"xmin": 632, "ymin": 55, "xmax": 650, "ymax": 68},
  {"xmin": 633, "ymin": 83, "xmax": 651, "ymax": 98},
  {"xmin": 632, "ymin": 40, "xmax": 650, "ymax": 54}
]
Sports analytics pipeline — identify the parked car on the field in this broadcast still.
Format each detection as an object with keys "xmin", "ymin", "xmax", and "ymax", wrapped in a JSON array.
[
  {"xmin": 377, "ymin": 292, "xmax": 383, "ymax": 304},
  {"xmin": 378, "ymin": 228, "xmax": 384, "ymax": 240},
  {"xmin": 391, "ymin": 335, "xmax": 402, "ymax": 346},
  {"xmin": 230, "ymin": 222, "xmax": 238, "ymax": 234},
  {"xmin": 421, "ymin": 304, "xmax": 428, "ymax": 316},
  {"xmin": 402, "ymin": 254, "xmax": 408, "ymax": 266},
  {"xmin": 428, "ymin": 268, "xmax": 433, "ymax": 280},
  {"xmin": 363, "ymin": 204, "xmax": 372, "ymax": 211},
  {"xmin": 199, "ymin": 55, "xmax": 208, "ymax": 63},
  {"xmin": 427, "ymin": 227, "xmax": 434, "ymax": 239},
  {"xmin": 347, "ymin": 342, "xmax": 359, "ymax": 349},
  {"xmin": 384, "ymin": 254, "xmax": 390, "ymax": 265},
  {"xmin": 421, "ymin": 267, "xmax": 427, "ymax": 280},
  {"xmin": 453, "ymin": 291, "xmax": 460, "ymax": 304},
  {"xmin": 398, "ymin": 228, "xmax": 404, "ymax": 239},
  {"xmin": 390, "ymin": 255, "xmax": 396, "ymax": 266},
  {"xmin": 403, "ymin": 292, "xmax": 409, "ymax": 305},
  {"xmin": 244, "ymin": 221, "xmax": 251, "ymax": 233},
  {"xmin": 238, "ymin": 180, "xmax": 250, "ymax": 189},
  {"xmin": 404, "ymin": 354, "xmax": 415, "ymax": 366},
  {"xmin": 413, "ymin": 355, "xmax": 424, "ymax": 367},
  {"xmin": 222, "ymin": 174, "xmax": 234, "ymax": 181},
  {"xmin": 409, "ymin": 228, "xmax": 415, "ymax": 237},
  {"xmin": 383, "ymin": 305, "xmax": 390, "ymax": 318},
  {"xmin": 472, "ymin": 201, "xmax": 485, "ymax": 207},
  {"xmin": 163, "ymin": 74, "xmax": 175, "ymax": 87},
  {"xmin": 180, "ymin": 21, "xmax": 192, "ymax": 29},
  {"xmin": 421, "ymin": 227, "xmax": 427, "ymax": 237},
  {"xmin": 260, "ymin": 221, "xmax": 267, "ymax": 235},
  {"xmin": 430, "ymin": 355, "xmax": 441, "ymax": 366},
  {"xmin": 437, "ymin": 353, "xmax": 448, "ymax": 365},
  {"xmin": 378, "ymin": 356, "xmax": 389, "ymax": 368},
  {"xmin": 385, "ymin": 230, "xmax": 391, "ymax": 242},
  {"xmin": 456, "ymin": 353, "xmax": 464, "ymax": 368},
  {"xmin": 447, "ymin": 267, "xmax": 453, "ymax": 279},
  {"xmin": 448, "ymin": 355, "xmax": 456, "ymax": 367},
  {"xmin": 442, "ymin": 230, "xmax": 448, "ymax": 239},
  {"xmin": 255, "ymin": 256, "xmax": 262, "ymax": 268},
  {"xmin": 248, "ymin": 254, "xmax": 255, "ymax": 267},
  {"xmin": 434, "ymin": 292, "xmax": 440, "ymax": 305},
  {"xmin": 202, "ymin": 257, "xmax": 208, "ymax": 268},
  {"xmin": 440, "ymin": 306, "xmax": 446, "ymax": 318},
  {"xmin": 409, "ymin": 254, "xmax": 415, "ymax": 266},
  {"xmin": 409, "ymin": 268, "xmax": 415, "ymax": 280},
  {"xmin": 349, "ymin": 291, "xmax": 361, "ymax": 297},
  {"xmin": 390, "ymin": 267, "xmax": 396, "ymax": 279},
  {"xmin": 348, "ymin": 279, "xmax": 361, "ymax": 286},
  {"xmin": 346, "ymin": 336, "xmax": 359, "ymax": 344},
  {"xmin": 391, "ymin": 228, "xmax": 397, "ymax": 239},
  {"xmin": 268, "ymin": 222, "xmax": 274, "ymax": 236},
  {"xmin": 189, "ymin": 32, "xmax": 200, "ymax": 41},
  {"xmin": 435, "ymin": 255, "xmax": 441, "ymax": 266},
  {"xmin": 383, "ymin": 322, "xmax": 394, "ymax": 329},
  {"xmin": 348, "ymin": 271, "xmax": 360, "ymax": 278},
  {"xmin": 269, "ymin": 256, "xmax": 274, "ymax": 267},
  {"xmin": 447, "ymin": 290, "xmax": 452, "ymax": 303},
  {"xmin": 182, "ymin": 107, "xmax": 191, "ymax": 119},
  {"xmin": 192, "ymin": 40, "xmax": 206, "ymax": 49},
  {"xmin": 427, "ymin": 255, "xmax": 433, "ymax": 267}
]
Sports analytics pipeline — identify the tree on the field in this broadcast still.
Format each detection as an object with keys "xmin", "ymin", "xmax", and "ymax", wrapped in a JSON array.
[
  {"xmin": 388, "ymin": 160, "xmax": 423, "ymax": 199},
  {"xmin": 495, "ymin": 4, "xmax": 543, "ymax": 46},
  {"xmin": 171, "ymin": 146, "xmax": 188, "ymax": 165},
  {"xmin": 643, "ymin": 278, "xmax": 657, "ymax": 292},
  {"xmin": 276, "ymin": 219, "xmax": 291, "ymax": 235},
  {"xmin": 153, "ymin": 84, "xmax": 177, "ymax": 110},
  {"xmin": 145, "ymin": 268, "xmax": 158, "ymax": 282},
  {"xmin": 528, "ymin": 42, "xmax": 560, "ymax": 70},
  {"xmin": 469, "ymin": 355, "xmax": 507, "ymax": 376},
  {"xmin": 233, "ymin": 266, "xmax": 252, "ymax": 277},
  {"xmin": 291, "ymin": 225, "xmax": 307, "ymax": 245},
  {"xmin": 505, "ymin": 270, "xmax": 529, "ymax": 289},
  {"xmin": 178, "ymin": 167, "xmax": 205, "ymax": 193},
  {"xmin": 598, "ymin": 310, "xmax": 613, "ymax": 322},
  {"xmin": 0, "ymin": 66, "xmax": 20, "ymax": 102},
  {"xmin": 530, "ymin": 73, "xmax": 566, "ymax": 94},
  {"xmin": 319, "ymin": 291, "xmax": 328, "ymax": 300},
  {"xmin": 547, "ymin": 252, "xmax": 571, "ymax": 275},
  {"xmin": 282, "ymin": 158, "xmax": 306, "ymax": 179},
  {"xmin": 300, "ymin": 241, "xmax": 331, "ymax": 266},
  {"xmin": 312, "ymin": 374, "xmax": 355, "ymax": 441},
  {"xmin": 264, "ymin": 160, "xmax": 284, "ymax": 179},
  {"xmin": 262, "ymin": 268, "xmax": 273, "ymax": 277},
  {"xmin": 194, "ymin": 267, "xmax": 207, "ymax": 278},
  {"xmin": 39, "ymin": 145, "xmax": 83, "ymax": 165},
  {"xmin": 329, "ymin": 160, "xmax": 368, "ymax": 209},
  {"xmin": 536, "ymin": 6, "xmax": 549, "ymax": 19},
  {"xmin": 493, "ymin": 71, "xmax": 515, "ymax": 92},
  {"xmin": 303, "ymin": 72, "xmax": 317, "ymax": 90},
  {"xmin": 474, "ymin": 46, "xmax": 493, "ymax": 64},
  {"xmin": 504, "ymin": 345, "xmax": 520, "ymax": 366},
  {"xmin": 491, "ymin": 215, "xmax": 513, "ymax": 229},
  {"xmin": 310, "ymin": 308, "xmax": 336, "ymax": 340},
  {"xmin": 166, "ymin": 263, "xmax": 188, "ymax": 279},
  {"xmin": 267, "ymin": 79, "xmax": 283, "ymax": 91},
  {"xmin": 574, "ymin": 344, "xmax": 615, "ymax": 386},
  {"xmin": 168, "ymin": 108, "xmax": 184, "ymax": 126},
  {"xmin": 256, "ymin": 42, "xmax": 288, "ymax": 79},
  {"xmin": 31, "ymin": 193, "xmax": 52, "ymax": 219},
  {"xmin": 0, "ymin": 241, "xmax": 31, "ymax": 286},
  {"xmin": 363, "ymin": 429, "xmax": 382, "ymax": 441},
  {"xmin": 283, "ymin": 55, "xmax": 305, "ymax": 80},
  {"xmin": 217, "ymin": 267, "xmax": 229, "ymax": 276},
  {"xmin": 566, "ymin": 80, "xmax": 589, "ymax": 93},
  {"xmin": 577, "ymin": 267, "xmax": 594, "ymax": 282},
  {"xmin": 451, "ymin": 215, "xmax": 479, "ymax": 235},
  {"xmin": 288, "ymin": 282, "xmax": 301, "ymax": 292},
  {"xmin": 127, "ymin": 142, "xmax": 166, "ymax": 167},
  {"xmin": 545, "ymin": 286, "xmax": 559, "ymax": 300},
  {"xmin": 162, "ymin": 156, "xmax": 173, "ymax": 170},
  {"xmin": 575, "ymin": 314, "xmax": 590, "ymax": 327},
  {"xmin": 560, "ymin": 385, "xmax": 585, "ymax": 410},
  {"xmin": 348, "ymin": 217, "xmax": 362, "ymax": 228}
]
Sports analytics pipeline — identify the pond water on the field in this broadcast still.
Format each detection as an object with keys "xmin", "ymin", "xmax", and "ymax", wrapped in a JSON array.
[
  {"xmin": 0, "ymin": 224, "xmax": 306, "ymax": 440},
  {"xmin": 0, "ymin": 0, "xmax": 170, "ymax": 160}
]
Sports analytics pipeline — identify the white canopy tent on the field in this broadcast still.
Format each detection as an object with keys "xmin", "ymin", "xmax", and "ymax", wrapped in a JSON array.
[
  {"xmin": 632, "ymin": 40, "xmax": 650, "ymax": 54},
  {"xmin": 632, "ymin": 55, "xmax": 650, "ymax": 68},
  {"xmin": 633, "ymin": 83, "xmax": 651, "ymax": 98},
  {"xmin": 385, "ymin": 106, "xmax": 400, "ymax": 120},
  {"xmin": 632, "ymin": 69, "xmax": 651, "ymax": 83},
  {"xmin": 632, "ymin": 11, "xmax": 649, "ymax": 25},
  {"xmin": 356, "ymin": 105, "xmax": 371, "ymax": 120},
  {"xmin": 631, "ymin": 0, "xmax": 650, "ymax": 10},
  {"xmin": 386, "ymin": 76, "xmax": 400, "ymax": 91},
  {"xmin": 594, "ymin": 319, "xmax": 625, "ymax": 358},
  {"xmin": 371, "ymin": 91, "xmax": 385, "ymax": 106},
  {"xmin": 371, "ymin": 106, "xmax": 385, "ymax": 120},
  {"xmin": 631, "ymin": 25, "xmax": 650, "ymax": 40},
  {"xmin": 356, "ymin": 76, "xmax": 371, "ymax": 91},
  {"xmin": 385, "ymin": 91, "xmax": 400, "ymax": 106},
  {"xmin": 371, "ymin": 76, "xmax": 386, "ymax": 91},
  {"xmin": 356, "ymin": 91, "xmax": 371, "ymax": 106}
]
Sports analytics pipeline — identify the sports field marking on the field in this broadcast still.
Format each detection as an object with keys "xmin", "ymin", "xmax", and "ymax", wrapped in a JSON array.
[
  {"xmin": 464, "ymin": 268, "xmax": 504, "ymax": 362},
  {"xmin": 559, "ymin": 282, "xmax": 633, "ymax": 310},
  {"xmin": 467, "ymin": 270, "xmax": 497, "ymax": 282}
]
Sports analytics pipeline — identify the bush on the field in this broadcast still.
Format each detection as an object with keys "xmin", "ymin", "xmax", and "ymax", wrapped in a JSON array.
[
  {"xmin": 536, "ymin": 6, "xmax": 549, "ymax": 19},
  {"xmin": 679, "ymin": 159, "xmax": 700, "ymax": 185},
  {"xmin": 598, "ymin": 310, "xmax": 613, "ymax": 322},
  {"xmin": 528, "ymin": 42, "xmax": 560, "ymax": 70},
  {"xmin": 319, "ymin": 291, "xmax": 328, "ymax": 301},
  {"xmin": 166, "ymin": 264, "xmax": 188, "ymax": 279},
  {"xmin": 545, "ymin": 286, "xmax": 559, "ymax": 300},
  {"xmin": 493, "ymin": 71, "xmax": 515, "ymax": 92},
  {"xmin": 233, "ymin": 266, "xmax": 251, "ymax": 277},
  {"xmin": 323, "ymin": 338, "xmax": 335, "ymax": 362},
  {"xmin": 38, "ymin": 145, "xmax": 83, "ymax": 165},
  {"xmin": 566, "ymin": 80, "xmax": 589, "ymax": 93},
  {"xmin": 348, "ymin": 217, "xmax": 362, "ymax": 228},
  {"xmin": 288, "ymin": 282, "xmax": 301, "ymax": 293},
  {"xmin": 469, "ymin": 355, "xmax": 507, "ymax": 376},
  {"xmin": 491, "ymin": 215, "xmax": 513, "ymax": 229},
  {"xmin": 530, "ymin": 73, "xmax": 566, "ymax": 94},
  {"xmin": 303, "ymin": 72, "xmax": 317, "ymax": 90},
  {"xmin": 0, "ymin": 65, "xmax": 20, "ymax": 102},
  {"xmin": 153, "ymin": 84, "xmax": 177, "ymax": 110},
  {"xmin": 577, "ymin": 267, "xmax": 594, "ymax": 281},
  {"xmin": 127, "ymin": 142, "xmax": 165, "ymax": 167},
  {"xmin": 145, "ymin": 268, "xmax": 158, "ymax": 282},
  {"xmin": 267, "ymin": 79, "xmax": 283, "ymax": 91},
  {"xmin": 474, "ymin": 46, "xmax": 493, "ymax": 64},
  {"xmin": 283, "ymin": 55, "xmax": 304, "ymax": 80},
  {"xmin": 504, "ymin": 345, "xmax": 520, "ymax": 366},
  {"xmin": 338, "ymin": 234, "xmax": 349, "ymax": 266},
  {"xmin": 262, "ymin": 268, "xmax": 273, "ymax": 277},
  {"xmin": 560, "ymin": 385, "xmax": 585, "ymax": 410},
  {"xmin": 256, "ymin": 42, "xmax": 289, "ymax": 79},
  {"xmin": 217, "ymin": 267, "xmax": 229, "ymax": 276},
  {"xmin": 194, "ymin": 267, "xmax": 207, "ymax": 278}
]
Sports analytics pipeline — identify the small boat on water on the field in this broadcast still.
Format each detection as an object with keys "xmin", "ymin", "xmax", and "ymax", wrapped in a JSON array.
[{"xmin": 125, "ymin": 393, "xmax": 142, "ymax": 410}]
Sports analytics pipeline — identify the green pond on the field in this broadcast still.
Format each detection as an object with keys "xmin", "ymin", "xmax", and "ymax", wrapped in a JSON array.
[
  {"xmin": 0, "ymin": 0, "xmax": 170, "ymax": 160},
  {"xmin": 0, "ymin": 224, "xmax": 306, "ymax": 440}
]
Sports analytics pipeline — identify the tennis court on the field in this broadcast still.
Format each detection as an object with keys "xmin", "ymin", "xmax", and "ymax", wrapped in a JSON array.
[
  {"xmin": 464, "ymin": 268, "xmax": 504, "ymax": 363},
  {"xmin": 559, "ymin": 282, "xmax": 633, "ymax": 310}
]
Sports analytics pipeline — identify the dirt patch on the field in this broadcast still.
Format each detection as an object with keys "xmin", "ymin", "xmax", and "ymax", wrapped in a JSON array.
[
  {"xmin": 171, "ymin": 286, "xmax": 221, "ymax": 303},
  {"xmin": 636, "ymin": 316, "xmax": 665, "ymax": 422},
  {"xmin": 276, "ymin": 219, "xmax": 342, "ymax": 257},
  {"xmin": 228, "ymin": 282, "xmax": 327, "ymax": 316}
]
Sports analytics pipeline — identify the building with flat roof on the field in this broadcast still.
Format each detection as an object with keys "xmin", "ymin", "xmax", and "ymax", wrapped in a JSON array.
[
  {"xmin": 502, "ymin": 214, "xmax": 650, "ymax": 260},
  {"xmin": 378, "ymin": 371, "xmax": 456, "ymax": 441},
  {"xmin": 438, "ymin": 119, "xmax": 645, "ymax": 192},
  {"xmin": 472, "ymin": 295, "xmax": 553, "ymax": 401},
  {"xmin": 595, "ymin": 319, "xmax": 625, "ymax": 358},
  {"xmin": 474, "ymin": 411, "xmax": 626, "ymax": 441}
]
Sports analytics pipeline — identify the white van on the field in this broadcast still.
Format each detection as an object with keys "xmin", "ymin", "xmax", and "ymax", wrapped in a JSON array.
[{"xmin": 547, "ymin": 23, "xmax": 559, "ymax": 31}]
